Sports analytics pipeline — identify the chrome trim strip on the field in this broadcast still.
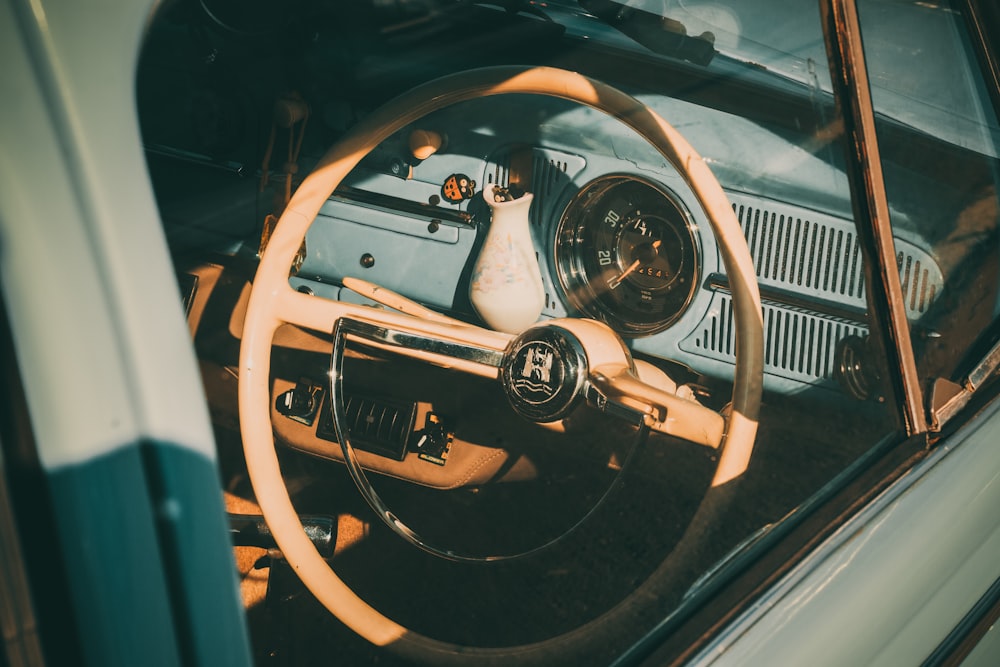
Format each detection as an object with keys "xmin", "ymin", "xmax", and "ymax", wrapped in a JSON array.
[
  {"xmin": 331, "ymin": 187, "xmax": 473, "ymax": 226},
  {"xmin": 921, "ymin": 573, "xmax": 1000, "ymax": 666},
  {"xmin": 968, "ymin": 338, "xmax": 1000, "ymax": 391},
  {"xmin": 931, "ymin": 338, "xmax": 1000, "ymax": 430},
  {"xmin": 339, "ymin": 317, "xmax": 506, "ymax": 369}
]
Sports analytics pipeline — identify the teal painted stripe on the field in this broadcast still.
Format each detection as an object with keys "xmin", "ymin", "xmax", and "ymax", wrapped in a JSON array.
[
  {"xmin": 141, "ymin": 440, "xmax": 252, "ymax": 667},
  {"xmin": 47, "ymin": 441, "xmax": 252, "ymax": 667},
  {"xmin": 47, "ymin": 446, "xmax": 182, "ymax": 667}
]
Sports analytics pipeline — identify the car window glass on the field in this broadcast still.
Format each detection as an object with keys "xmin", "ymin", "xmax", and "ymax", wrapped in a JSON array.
[{"xmin": 858, "ymin": 0, "xmax": 1000, "ymax": 391}]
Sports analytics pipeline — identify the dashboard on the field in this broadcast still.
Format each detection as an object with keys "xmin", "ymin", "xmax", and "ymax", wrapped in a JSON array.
[{"xmin": 286, "ymin": 92, "xmax": 943, "ymax": 398}]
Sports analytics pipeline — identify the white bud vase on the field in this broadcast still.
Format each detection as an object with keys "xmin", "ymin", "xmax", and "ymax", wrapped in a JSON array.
[{"xmin": 469, "ymin": 189, "xmax": 545, "ymax": 333}]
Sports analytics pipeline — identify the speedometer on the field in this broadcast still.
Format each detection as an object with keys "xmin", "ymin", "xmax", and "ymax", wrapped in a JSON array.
[{"xmin": 554, "ymin": 175, "xmax": 699, "ymax": 336}]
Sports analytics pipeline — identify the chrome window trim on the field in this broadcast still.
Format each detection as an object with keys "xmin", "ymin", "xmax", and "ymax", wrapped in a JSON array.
[{"xmin": 922, "ymin": 574, "xmax": 1000, "ymax": 666}]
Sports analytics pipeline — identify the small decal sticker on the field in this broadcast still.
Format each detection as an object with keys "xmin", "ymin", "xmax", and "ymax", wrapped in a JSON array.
[{"xmin": 441, "ymin": 173, "xmax": 476, "ymax": 203}]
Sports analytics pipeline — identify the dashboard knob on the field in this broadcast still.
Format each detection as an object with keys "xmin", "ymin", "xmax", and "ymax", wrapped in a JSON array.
[{"xmin": 408, "ymin": 128, "xmax": 444, "ymax": 160}]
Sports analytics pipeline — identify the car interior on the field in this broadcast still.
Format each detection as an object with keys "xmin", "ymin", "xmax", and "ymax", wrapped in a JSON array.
[{"xmin": 134, "ymin": 0, "xmax": 1000, "ymax": 664}]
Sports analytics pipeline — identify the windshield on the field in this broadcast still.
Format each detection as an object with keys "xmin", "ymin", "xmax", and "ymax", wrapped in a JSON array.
[{"xmin": 545, "ymin": 0, "xmax": 1000, "ymax": 157}]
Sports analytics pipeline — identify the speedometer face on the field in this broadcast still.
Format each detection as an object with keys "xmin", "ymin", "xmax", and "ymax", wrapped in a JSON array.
[{"xmin": 554, "ymin": 175, "xmax": 699, "ymax": 336}]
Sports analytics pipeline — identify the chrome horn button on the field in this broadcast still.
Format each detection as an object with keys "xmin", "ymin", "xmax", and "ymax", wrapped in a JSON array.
[{"xmin": 500, "ymin": 325, "xmax": 588, "ymax": 423}]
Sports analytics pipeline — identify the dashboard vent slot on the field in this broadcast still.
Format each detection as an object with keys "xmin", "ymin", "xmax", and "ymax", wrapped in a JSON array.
[
  {"xmin": 737, "ymin": 203, "xmax": 867, "ymax": 304},
  {"xmin": 531, "ymin": 152, "xmax": 571, "ymax": 218},
  {"xmin": 486, "ymin": 160, "xmax": 510, "ymax": 190},
  {"xmin": 483, "ymin": 148, "xmax": 586, "ymax": 226},
  {"xmin": 896, "ymin": 249, "xmax": 938, "ymax": 315},
  {"xmin": 316, "ymin": 393, "xmax": 417, "ymax": 461},
  {"xmin": 684, "ymin": 295, "xmax": 867, "ymax": 384},
  {"xmin": 729, "ymin": 194, "xmax": 943, "ymax": 321}
]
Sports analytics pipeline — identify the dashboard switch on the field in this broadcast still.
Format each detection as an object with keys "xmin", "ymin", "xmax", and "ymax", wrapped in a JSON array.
[
  {"xmin": 412, "ymin": 413, "xmax": 452, "ymax": 466},
  {"xmin": 276, "ymin": 378, "xmax": 323, "ymax": 426}
]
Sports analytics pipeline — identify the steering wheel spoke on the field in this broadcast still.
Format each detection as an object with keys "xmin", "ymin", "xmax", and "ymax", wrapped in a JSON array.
[
  {"xmin": 332, "ymin": 314, "xmax": 507, "ymax": 378},
  {"xmin": 266, "ymin": 285, "xmax": 511, "ymax": 378},
  {"xmin": 589, "ymin": 364, "xmax": 726, "ymax": 448}
]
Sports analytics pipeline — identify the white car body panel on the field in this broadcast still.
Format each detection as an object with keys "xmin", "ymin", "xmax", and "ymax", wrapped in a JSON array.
[
  {"xmin": 0, "ymin": 0, "xmax": 216, "ymax": 466},
  {"xmin": 693, "ymin": 402, "xmax": 1000, "ymax": 666}
]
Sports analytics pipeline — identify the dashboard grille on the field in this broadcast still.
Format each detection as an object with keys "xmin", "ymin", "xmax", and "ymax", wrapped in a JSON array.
[
  {"xmin": 685, "ymin": 295, "xmax": 867, "ymax": 383},
  {"xmin": 682, "ymin": 194, "xmax": 943, "ymax": 387},
  {"xmin": 484, "ymin": 148, "xmax": 586, "ymax": 226},
  {"xmin": 730, "ymin": 193, "xmax": 942, "ymax": 320}
]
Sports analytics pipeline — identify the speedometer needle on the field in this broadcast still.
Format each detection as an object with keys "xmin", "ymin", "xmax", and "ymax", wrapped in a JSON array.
[
  {"xmin": 608, "ymin": 240, "xmax": 661, "ymax": 290},
  {"xmin": 608, "ymin": 260, "xmax": 640, "ymax": 290}
]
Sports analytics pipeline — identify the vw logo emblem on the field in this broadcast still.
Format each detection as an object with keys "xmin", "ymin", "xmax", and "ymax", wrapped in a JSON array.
[
  {"xmin": 501, "ymin": 326, "xmax": 585, "ymax": 422},
  {"xmin": 509, "ymin": 340, "xmax": 563, "ymax": 405}
]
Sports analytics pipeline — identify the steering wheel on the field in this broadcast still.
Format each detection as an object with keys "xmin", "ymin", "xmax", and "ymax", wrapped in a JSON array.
[{"xmin": 238, "ymin": 66, "xmax": 763, "ymax": 663}]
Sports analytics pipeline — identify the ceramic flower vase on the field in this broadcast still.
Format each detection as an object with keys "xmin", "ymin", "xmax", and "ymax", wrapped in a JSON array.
[{"xmin": 469, "ymin": 188, "xmax": 545, "ymax": 333}]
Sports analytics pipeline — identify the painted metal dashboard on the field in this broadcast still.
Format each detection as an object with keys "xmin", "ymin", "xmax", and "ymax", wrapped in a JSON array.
[{"xmin": 290, "ymin": 92, "xmax": 942, "ymax": 396}]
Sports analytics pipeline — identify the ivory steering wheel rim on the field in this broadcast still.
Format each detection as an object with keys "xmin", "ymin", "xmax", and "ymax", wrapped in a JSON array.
[{"xmin": 237, "ymin": 66, "xmax": 764, "ymax": 663}]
